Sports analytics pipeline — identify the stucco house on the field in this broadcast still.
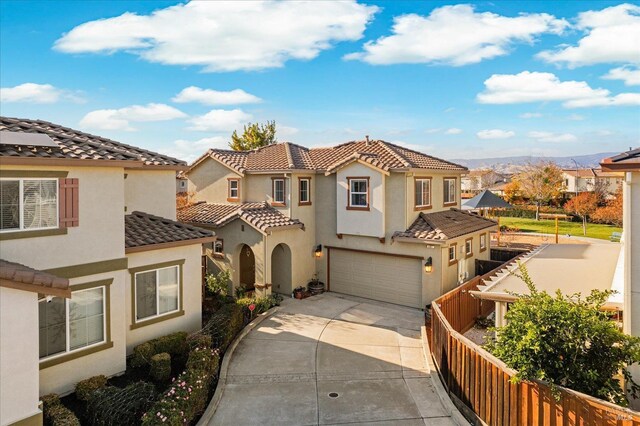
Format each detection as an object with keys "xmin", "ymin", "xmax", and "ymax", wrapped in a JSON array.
[
  {"xmin": 0, "ymin": 117, "xmax": 215, "ymax": 426},
  {"xmin": 178, "ymin": 138, "xmax": 497, "ymax": 310},
  {"xmin": 461, "ymin": 169, "xmax": 509, "ymax": 197},
  {"xmin": 562, "ymin": 167, "xmax": 622, "ymax": 199}
]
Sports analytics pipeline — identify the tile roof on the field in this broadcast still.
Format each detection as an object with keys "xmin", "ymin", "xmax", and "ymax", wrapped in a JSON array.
[
  {"xmin": 393, "ymin": 208, "xmax": 497, "ymax": 242},
  {"xmin": 0, "ymin": 259, "xmax": 70, "ymax": 297},
  {"xmin": 601, "ymin": 148, "xmax": 640, "ymax": 171},
  {"xmin": 178, "ymin": 202, "xmax": 304, "ymax": 233},
  {"xmin": 1, "ymin": 116, "xmax": 186, "ymax": 167},
  {"xmin": 562, "ymin": 168, "xmax": 597, "ymax": 178},
  {"xmin": 190, "ymin": 139, "xmax": 465, "ymax": 175},
  {"xmin": 125, "ymin": 211, "xmax": 215, "ymax": 251}
]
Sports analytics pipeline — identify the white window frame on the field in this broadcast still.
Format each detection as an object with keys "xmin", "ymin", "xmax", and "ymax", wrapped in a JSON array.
[
  {"xmin": 448, "ymin": 245, "xmax": 456, "ymax": 263},
  {"xmin": 348, "ymin": 178, "xmax": 369, "ymax": 208},
  {"xmin": 0, "ymin": 177, "xmax": 59, "ymax": 233},
  {"xmin": 228, "ymin": 179, "xmax": 239, "ymax": 199},
  {"xmin": 134, "ymin": 265, "xmax": 181, "ymax": 324},
  {"xmin": 415, "ymin": 178, "xmax": 431, "ymax": 208},
  {"xmin": 465, "ymin": 238, "xmax": 473, "ymax": 256},
  {"xmin": 38, "ymin": 286, "xmax": 107, "ymax": 362},
  {"xmin": 444, "ymin": 178, "xmax": 456, "ymax": 205},
  {"xmin": 480, "ymin": 234, "xmax": 487, "ymax": 251},
  {"xmin": 272, "ymin": 178, "xmax": 285, "ymax": 205},
  {"xmin": 299, "ymin": 178, "xmax": 310, "ymax": 204}
]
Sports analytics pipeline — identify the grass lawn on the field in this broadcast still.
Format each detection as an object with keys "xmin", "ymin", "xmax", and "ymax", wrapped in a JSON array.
[{"xmin": 498, "ymin": 217, "xmax": 622, "ymax": 241}]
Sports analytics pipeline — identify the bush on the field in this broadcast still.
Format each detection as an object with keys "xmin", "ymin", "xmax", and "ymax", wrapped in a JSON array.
[
  {"xmin": 201, "ymin": 302, "xmax": 245, "ymax": 353},
  {"xmin": 236, "ymin": 295, "xmax": 280, "ymax": 322},
  {"xmin": 188, "ymin": 333, "xmax": 212, "ymax": 350},
  {"xmin": 75, "ymin": 375, "xmax": 108, "ymax": 402},
  {"xmin": 130, "ymin": 331, "xmax": 189, "ymax": 368},
  {"xmin": 150, "ymin": 353, "xmax": 172, "ymax": 383},
  {"xmin": 86, "ymin": 382, "xmax": 156, "ymax": 426},
  {"xmin": 41, "ymin": 393, "xmax": 81, "ymax": 426},
  {"xmin": 205, "ymin": 270, "xmax": 231, "ymax": 298}
]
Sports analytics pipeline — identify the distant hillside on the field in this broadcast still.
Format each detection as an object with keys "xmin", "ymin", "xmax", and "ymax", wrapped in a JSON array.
[{"xmin": 452, "ymin": 152, "xmax": 618, "ymax": 173}]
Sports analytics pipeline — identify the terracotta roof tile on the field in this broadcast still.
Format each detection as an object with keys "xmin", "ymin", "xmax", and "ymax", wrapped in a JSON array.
[
  {"xmin": 125, "ymin": 211, "xmax": 215, "ymax": 250},
  {"xmin": 178, "ymin": 202, "xmax": 303, "ymax": 233},
  {"xmin": 1, "ymin": 116, "xmax": 185, "ymax": 167},
  {"xmin": 0, "ymin": 259, "xmax": 70, "ymax": 297},
  {"xmin": 393, "ymin": 208, "xmax": 497, "ymax": 242}
]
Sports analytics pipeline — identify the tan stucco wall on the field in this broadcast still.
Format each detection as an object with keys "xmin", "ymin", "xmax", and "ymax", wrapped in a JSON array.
[
  {"xmin": 125, "ymin": 170, "xmax": 177, "ymax": 220},
  {"xmin": 264, "ymin": 227, "xmax": 316, "ymax": 294},
  {"xmin": 125, "ymin": 244, "xmax": 203, "ymax": 353},
  {"xmin": 625, "ymin": 171, "xmax": 640, "ymax": 409},
  {"xmin": 405, "ymin": 172, "xmax": 463, "ymax": 228},
  {"xmin": 39, "ymin": 270, "xmax": 128, "ymax": 396},
  {"xmin": 188, "ymin": 157, "xmax": 242, "ymax": 204},
  {"xmin": 1, "ymin": 288, "xmax": 40, "ymax": 426},
  {"xmin": 336, "ymin": 163, "xmax": 385, "ymax": 238}
]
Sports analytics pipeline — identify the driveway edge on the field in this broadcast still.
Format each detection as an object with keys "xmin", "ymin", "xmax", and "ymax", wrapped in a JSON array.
[
  {"xmin": 196, "ymin": 306, "xmax": 279, "ymax": 426},
  {"xmin": 421, "ymin": 326, "xmax": 470, "ymax": 426}
]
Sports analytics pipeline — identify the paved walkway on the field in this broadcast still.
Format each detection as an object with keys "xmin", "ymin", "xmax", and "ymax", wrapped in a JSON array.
[{"xmin": 210, "ymin": 293, "xmax": 459, "ymax": 425}]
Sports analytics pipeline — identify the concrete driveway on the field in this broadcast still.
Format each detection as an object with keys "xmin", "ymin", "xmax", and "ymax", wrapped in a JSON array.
[{"xmin": 209, "ymin": 293, "xmax": 458, "ymax": 426}]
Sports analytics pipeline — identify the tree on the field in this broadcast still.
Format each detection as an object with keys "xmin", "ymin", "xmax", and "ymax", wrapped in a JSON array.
[
  {"xmin": 516, "ymin": 161, "xmax": 564, "ymax": 220},
  {"xmin": 503, "ymin": 180, "xmax": 521, "ymax": 204},
  {"xmin": 229, "ymin": 121, "xmax": 277, "ymax": 151},
  {"xmin": 592, "ymin": 186, "xmax": 623, "ymax": 226},
  {"xmin": 486, "ymin": 265, "xmax": 640, "ymax": 406},
  {"xmin": 564, "ymin": 192, "xmax": 598, "ymax": 236}
]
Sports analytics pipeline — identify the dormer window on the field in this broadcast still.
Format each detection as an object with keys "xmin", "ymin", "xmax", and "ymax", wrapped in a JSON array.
[
  {"xmin": 347, "ymin": 177, "xmax": 369, "ymax": 210},
  {"xmin": 443, "ymin": 177, "xmax": 457, "ymax": 206},
  {"xmin": 272, "ymin": 178, "xmax": 286, "ymax": 206},
  {"xmin": 227, "ymin": 178, "xmax": 240, "ymax": 202}
]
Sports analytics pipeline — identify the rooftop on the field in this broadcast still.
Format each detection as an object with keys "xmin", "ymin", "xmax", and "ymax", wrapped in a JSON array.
[
  {"xmin": 0, "ymin": 259, "xmax": 70, "ymax": 298},
  {"xmin": 392, "ymin": 208, "xmax": 497, "ymax": 243},
  {"xmin": 601, "ymin": 148, "xmax": 640, "ymax": 172}
]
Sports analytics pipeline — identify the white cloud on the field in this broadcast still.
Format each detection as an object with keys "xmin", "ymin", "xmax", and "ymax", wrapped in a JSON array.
[
  {"xmin": 528, "ymin": 131, "xmax": 577, "ymax": 143},
  {"xmin": 79, "ymin": 103, "xmax": 186, "ymax": 131},
  {"xmin": 344, "ymin": 4, "xmax": 566, "ymax": 66},
  {"xmin": 54, "ymin": 1, "xmax": 378, "ymax": 72},
  {"xmin": 279, "ymin": 126, "xmax": 299, "ymax": 137},
  {"xmin": 0, "ymin": 82, "xmax": 84, "ymax": 104},
  {"xmin": 602, "ymin": 66, "xmax": 640, "ymax": 86},
  {"xmin": 172, "ymin": 86, "xmax": 262, "ymax": 105},
  {"xmin": 477, "ymin": 71, "xmax": 640, "ymax": 108},
  {"xmin": 476, "ymin": 129, "xmax": 515, "ymax": 140},
  {"xmin": 567, "ymin": 113, "xmax": 585, "ymax": 121},
  {"xmin": 188, "ymin": 109, "xmax": 252, "ymax": 132},
  {"xmin": 162, "ymin": 136, "xmax": 229, "ymax": 163},
  {"xmin": 425, "ymin": 128, "xmax": 442, "ymax": 134},
  {"xmin": 519, "ymin": 112, "xmax": 542, "ymax": 118},
  {"xmin": 444, "ymin": 128, "xmax": 462, "ymax": 135},
  {"xmin": 537, "ymin": 4, "xmax": 640, "ymax": 67},
  {"xmin": 443, "ymin": 107, "xmax": 455, "ymax": 113}
]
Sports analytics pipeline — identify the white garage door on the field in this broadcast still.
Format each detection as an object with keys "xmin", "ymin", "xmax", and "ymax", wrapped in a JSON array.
[{"xmin": 329, "ymin": 248, "xmax": 422, "ymax": 308}]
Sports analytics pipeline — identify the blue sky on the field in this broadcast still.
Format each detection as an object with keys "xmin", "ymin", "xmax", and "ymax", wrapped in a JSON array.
[{"xmin": 1, "ymin": 1, "xmax": 639, "ymax": 162}]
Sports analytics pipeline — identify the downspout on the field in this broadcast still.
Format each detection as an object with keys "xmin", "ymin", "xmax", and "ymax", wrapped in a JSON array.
[
  {"xmin": 623, "ymin": 172, "xmax": 632, "ymax": 334},
  {"xmin": 263, "ymin": 232, "xmax": 269, "ymax": 296}
]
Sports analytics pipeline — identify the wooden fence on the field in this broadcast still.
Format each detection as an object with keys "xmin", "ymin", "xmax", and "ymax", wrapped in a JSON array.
[{"xmin": 429, "ymin": 265, "xmax": 640, "ymax": 425}]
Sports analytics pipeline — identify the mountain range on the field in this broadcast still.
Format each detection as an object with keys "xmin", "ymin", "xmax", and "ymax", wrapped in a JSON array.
[{"xmin": 452, "ymin": 152, "xmax": 618, "ymax": 173}]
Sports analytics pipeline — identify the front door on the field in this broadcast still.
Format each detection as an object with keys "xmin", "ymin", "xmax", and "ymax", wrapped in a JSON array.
[{"xmin": 239, "ymin": 244, "xmax": 255, "ymax": 290}]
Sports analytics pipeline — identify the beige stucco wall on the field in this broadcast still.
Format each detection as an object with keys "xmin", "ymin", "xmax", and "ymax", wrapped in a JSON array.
[
  {"xmin": 336, "ymin": 163, "xmax": 385, "ymax": 238},
  {"xmin": 125, "ymin": 244, "xmax": 203, "ymax": 353},
  {"xmin": 125, "ymin": 169, "xmax": 178, "ymax": 220},
  {"xmin": 405, "ymin": 172, "xmax": 462, "ymax": 228},
  {"xmin": 188, "ymin": 157, "xmax": 242, "ymax": 204},
  {"xmin": 0, "ymin": 288, "xmax": 40, "ymax": 426},
  {"xmin": 39, "ymin": 270, "xmax": 128, "ymax": 396},
  {"xmin": 625, "ymin": 171, "xmax": 640, "ymax": 409}
]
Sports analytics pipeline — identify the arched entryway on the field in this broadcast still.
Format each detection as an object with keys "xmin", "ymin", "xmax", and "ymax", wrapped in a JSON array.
[
  {"xmin": 271, "ymin": 243, "xmax": 292, "ymax": 295},
  {"xmin": 239, "ymin": 244, "xmax": 255, "ymax": 291}
]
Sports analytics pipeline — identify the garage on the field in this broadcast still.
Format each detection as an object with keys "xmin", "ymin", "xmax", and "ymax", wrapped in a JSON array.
[{"xmin": 327, "ymin": 247, "xmax": 423, "ymax": 308}]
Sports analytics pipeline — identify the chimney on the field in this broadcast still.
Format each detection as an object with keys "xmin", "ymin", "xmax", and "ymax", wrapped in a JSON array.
[{"xmin": 365, "ymin": 135, "xmax": 371, "ymax": 145}]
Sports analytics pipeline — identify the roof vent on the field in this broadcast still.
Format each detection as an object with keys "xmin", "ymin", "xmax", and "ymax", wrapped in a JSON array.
[{"xmin": 365, "ymin": 135, "xmax": 371, "ymax": 145}]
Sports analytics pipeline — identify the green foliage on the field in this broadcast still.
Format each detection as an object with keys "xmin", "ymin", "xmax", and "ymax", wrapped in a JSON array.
[
  {"xmin": 229, "ymin": 121, "xmax": 277, "ymax": 151},
  {"xmin": 236, "ymin": 294, "xmax": 281, "ymax": 320},
  {"xmin": 86, "ymin": 382, "xmax": 156, "ymax": 426},
  {"xmin": 75, "ymin": 375, "xmax": 108, "ymax": 402},
  {"xmin": 188, "ymin": 333, "xmax": 213, "ymax": 351},
  {"xmin": 130, "ymin": 332, "xmax": 189, "ymax": 368},
  {"xmin": 205, "ymin": 270, "xmax": 231, "ymax": 298},
  {"xmin": 234, "ymin": 284, "xmax": 248, "ymax": 299},
  {"xmin": 201, "ymin": 302, "xmax": 245, "ymax": 353},
  {"xmin": 497, "ymin": 217, "xmax": 622, "ymax": 240},
  {"xmin": 42, "ymin": 393, "xmax": 81, "ymax": 426},
  {"xmin": 486, "ymin": 264, "xmax": 640, "ymax": 406},
  {"xmin": 150, "ymin": 353, "xmax": 172, "ymax": 383}
]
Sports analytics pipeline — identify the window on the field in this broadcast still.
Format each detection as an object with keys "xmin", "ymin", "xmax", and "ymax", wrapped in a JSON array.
[
  {"xmin": 227, "ymin": 179, "xmax": 239, "ymax": 201},
  {"xmin": 480, "ymin": 233, "xmax": 487, "ymax": 252},
  {"xmin": 414, "ymin": 178, "xmax": 431, "ymax": 209},
  {"xmin": 348, "ymin": 178, "xmax": 369, "ymax": 209},
  {"xmin": 213, "ymin": 239, "xmax": 224, "ymax": 257},
  {"xmin": 465, "ymin": 238, "xmax": 473, "ymax": 257},
  {"xmin": 272, "ymin": 178, "xmax": 285, "ymax": 206},
  {"xmin": 135, "ymin": 265, "xmax": 180, "ymax": 323},
  {"xmin": 299, "ymin": 178, "xmax": 311, "ymax": 205},
  {"xmin": 1, "ymin": 178, "xmax": 58, "ymax": 232},
  {"xmin": 443, "ymin": 178, "xmax": 456, "ymax": 205},
  {"xmin": 448, "ymin": 244, "xmax": 457, "ymax": 265},
  {"xmin": 39, "ymin": 286, "xmax": 106, "ymax": 360}
]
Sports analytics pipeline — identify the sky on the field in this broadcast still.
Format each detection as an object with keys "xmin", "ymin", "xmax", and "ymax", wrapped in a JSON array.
[{"xmin": 1, "ymin": 0, "xmax": 639, "ymax": 162}]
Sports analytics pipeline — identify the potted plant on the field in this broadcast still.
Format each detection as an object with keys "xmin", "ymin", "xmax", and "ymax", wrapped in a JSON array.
[
  {"xmin": 293, "ymin": 286, "xmax": 305, "ymax": 299},
  {"xmin": 307, "ymin": 274, "xmax": 325, "ymax": 295}
]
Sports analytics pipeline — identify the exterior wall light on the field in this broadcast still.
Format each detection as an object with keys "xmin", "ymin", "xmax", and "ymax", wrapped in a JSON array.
[
  {"xmin": 424, "ymin": 257, "xmax": 433, "ymax": 273},
  {"xmin": 315, "ymin": 244, "xmax": 323, "ymax": 258}
]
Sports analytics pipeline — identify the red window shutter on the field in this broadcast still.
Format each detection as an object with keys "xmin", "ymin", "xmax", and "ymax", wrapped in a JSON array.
[{"xmin": 58, "ymin": 178, "xmax": 79, "ymax": 227}]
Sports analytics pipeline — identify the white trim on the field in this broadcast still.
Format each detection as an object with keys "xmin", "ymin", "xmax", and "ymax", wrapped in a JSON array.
[
  {"xmin": 415, "ymin": 178, "xmax": 431, "ymax": 207},
  {"xmin": 299, "ymin": 178, "xmax": 310, "ymax": 203},
  {"xmin": 0, "ymin": 177, "xmax": 59, "ymax": 233},
  {"xmin": 273, "ymin": 178, "xmax": 285, "ymax": 204},
  {"xmin": 349, "ymin": 178, "xmax": 368, "ymax": 208},
  {"xmin": 444, "ymin": 178, "xmax": 456, "ymax": 204},
  {"xmin": 133, "ymin": 265, "xmax": 181, "ymax": 324}
]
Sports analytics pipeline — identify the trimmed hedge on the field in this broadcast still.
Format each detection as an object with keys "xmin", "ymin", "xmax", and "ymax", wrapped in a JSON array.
[
  {"xmin": 201, "ymin": 302, "xmax": 245, "ymax": 353},
  {"xmin": 41, "ymin": 393, "xmax": 81, "ymax": 426},
  {"xmin": 150, "ymin": 353, "xmax": 172, "ymax": 383},
  {"xmin": 130, "ymin": 331, "xmax": 189, "ymax": 368},
  {"xmin": 75, "ymin": 375, "xmax": 108, "ymax": 402},
  {"xmin": 86, "ymin": 382, "xmax": 156, "ymax": 426},
  {"xmin": 492, "ymin": 206, "xmax": 578, "ymax": 221},
  {"xmin": 236, "ymin": 294, "xmax": 281, "ymax": 322}
]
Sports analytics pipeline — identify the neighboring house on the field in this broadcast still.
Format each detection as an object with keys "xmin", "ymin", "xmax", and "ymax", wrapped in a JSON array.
[
  {"xmin": 562, "ymin": 167, "xmax": 622, "ymax": 198},
  {"xmin": 176, "ymin": 171, "xmax": 188, "ymax": 193},
  {"xmin": 461, "ymin": 169, "xmax": 509, "ymax": 195},
  {"xmin": 0, "ymin": 117, "xmax": 215, "ymax": 426},
  {"xmin": 601, "ymin": 148, "xmax": 640, "ymax": 409},
  {"xmin": 179, "ymin": 138, "xmax": 497, "ymax": 310}
]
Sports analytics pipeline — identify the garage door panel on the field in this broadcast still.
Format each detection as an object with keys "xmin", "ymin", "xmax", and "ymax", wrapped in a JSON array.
[{"xmin": 329, "ymin": 249, "xmax": 421, "ymax": 308}]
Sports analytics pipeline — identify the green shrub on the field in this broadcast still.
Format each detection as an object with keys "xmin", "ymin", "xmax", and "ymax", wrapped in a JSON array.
[
  {"xmin": 150, "ymin": 353, "xmax": 172, "ymax": 383},
  {"xmin": 41, "ymin": 393, "xmax": 80, "ymax": 426},
  {"xmin": 236, "ymin": 295, "xmax": 280, "ymax": 322},
  {"xmin": 130, "ymin": 331, "xmax": 189, "ymax": 368},
  {"xmin": 234, "ymin": 284, "xmax": 248, "ymax": 299},
  {"xmin": 75, "ymin": 375, "xmax": 108, "ymax": 402},
  {"xmin": 188, "ymin": 333, "xmax": 212, "ymax": 350},
  {"xmin": 86, "ymin": 382, "xmax": 156, "ymax": 426},
  {"xmin": 205, "ymin": 269, "xmax": 230, "ymax": 298}
]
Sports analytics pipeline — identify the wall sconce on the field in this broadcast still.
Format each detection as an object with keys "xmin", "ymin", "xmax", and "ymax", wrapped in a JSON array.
[
  {"xmin": 314, "ymin": 244, "xmax": 323, "ymax": 258},
  {"xmin": 424, "ymin": 257, "xmax": 433, "ymax": 273}
]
